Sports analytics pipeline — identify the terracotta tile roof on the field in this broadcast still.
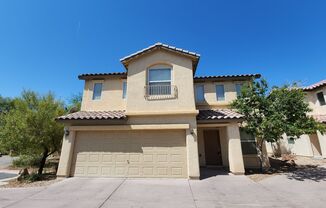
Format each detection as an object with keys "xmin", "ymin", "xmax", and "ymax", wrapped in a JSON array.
[
  {"xmin": 313, "ymin": 115, "xmax": 326, "ymax": 124},
  {"xmin": 120, "ymin": 43, "xmax": 200, "ymax": 71},
  {"xmin": 78, "ymin": 72, "xmax": 127, "ymax": 80},
  {"xmin": 120, "ymin": 42, "xmax": 200, "ymax": 62},
  {"xmin": 194, "ymin": 74, "xmax": 261, "ymax": 81},
  {"xmin": 303, "ymin": 80, "xmax": 326, "ymax": 91},
  {"xmin": 56, "ymin": 111, "xmax": 127, "ymax": 121},
  {"xmin": 197, "ymin": 109, "xmax": 244, "ymax": 121}
]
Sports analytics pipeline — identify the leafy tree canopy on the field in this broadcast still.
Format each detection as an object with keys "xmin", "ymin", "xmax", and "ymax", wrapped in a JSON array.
[
  {"xmin": 231, "ymin": 79, "xmax": 325, "ymax": 169},
  {"xmin": 0, "ymin": 95, "xmax": 13, "ymax": 113},
  {"xmin": 0, "ymin": 90, "xmax": 65, "ymax": 174},
  {"xmin": 66, "ymin": 92, "xmax": 82, "ymax": 113}
]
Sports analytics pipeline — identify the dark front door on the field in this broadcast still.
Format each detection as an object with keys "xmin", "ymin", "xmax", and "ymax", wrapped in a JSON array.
[{"xmin": 204, "ymin": 130, "xmax": 222, "ymax": 166}]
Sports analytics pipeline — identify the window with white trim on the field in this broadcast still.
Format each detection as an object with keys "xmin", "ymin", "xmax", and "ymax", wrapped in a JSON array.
[
  {"xmin": 148, "ymin": 68, "xmax": 172, "ymax": 95},
  {"xmin": 122, "ymin": 81, "xmax": 127, "ymax": 99},
  {"xmin": 195, "ymin": 85, "xmax": 205, "ymax": 102},
  {"xmin": 216, "ymin": 85, "xmax": 225, "ymax": 101},
  {"xmin": 92, "ymin": 83, "xmax": 103, "ymax": 100}
]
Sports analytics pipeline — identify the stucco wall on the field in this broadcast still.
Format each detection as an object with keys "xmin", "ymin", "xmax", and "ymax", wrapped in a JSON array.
[
  {"xmin": 265, "ymin": 135, "xmax": 314, "ymax": 157},
  {"xmin": 305, "ymin": 86, "xmax": 326, "ymax": 115},
  {"xmin": 194, "ymin": 81, "xmax": 247, "ymax": 109},
  {"xmin": 125, "ymin": 50, "xmax": 196, "ymax": 114},
  {"xmin": 81, "ymin": 78, "xmax": 126, "ymax": 111}
]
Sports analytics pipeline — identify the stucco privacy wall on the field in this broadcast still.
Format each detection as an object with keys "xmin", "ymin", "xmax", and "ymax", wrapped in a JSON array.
[
  {"xmin": 265, "ymin": 132, "xmax": 326, "ymax": 158},
  {"xmin": 317, "ymin": 131, "xmax": 326, "ymax": 158},
  {"xmin": 266, "ymin": 135, "xmax": 313, "ymax": 157},
  {"xmin": 195, "ymin": 81, "xmax": 246, "ymax": 109},
  {"xmin": 266, "ymin": 135, "xmax": 314, "ymax": 157},
  {"xmin": 81, "ymin": 78, "xmax": 126, "ymax": 111},
  {"xmin": 126, "ymin": 50, "xmax": 197, "ymax": 114}
]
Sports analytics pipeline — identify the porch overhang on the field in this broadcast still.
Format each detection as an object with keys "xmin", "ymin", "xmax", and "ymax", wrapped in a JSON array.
[{"xmin": 196, "ymin": 109, "xmax": 244, "ymax": 124}]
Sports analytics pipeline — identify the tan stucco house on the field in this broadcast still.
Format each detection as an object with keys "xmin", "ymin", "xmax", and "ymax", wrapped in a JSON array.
[
  {"xmin": 56, "ymin": 43, "xmax": 260, "ymax": 179},
  {"xmin": 266, "ymin": 80, "xmax": 326, "ymax": 158}
]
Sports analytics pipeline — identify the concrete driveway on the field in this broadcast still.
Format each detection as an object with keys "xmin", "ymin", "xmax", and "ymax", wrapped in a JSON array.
[
  {"xmin": 0, "ymin": 156, "xmax": 15, "ymax": 170},
  {"xmin": 1, "ymin": 169, "xmax": 326, "ymax": 208}
]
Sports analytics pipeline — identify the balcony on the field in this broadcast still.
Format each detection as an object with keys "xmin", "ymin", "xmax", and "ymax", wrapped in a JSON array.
[{"xmin": 144, "ymin": 85, "xmax": 178, "ymax": 100}]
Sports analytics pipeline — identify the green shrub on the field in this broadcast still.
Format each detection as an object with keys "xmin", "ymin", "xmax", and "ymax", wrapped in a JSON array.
[
  {"xmin": 12, "ymin": 155, "xmax": 41, "ymax": 168},
  {"xmin": 25, "ymin": 173, "xmax": 43, "ymax": 182}
]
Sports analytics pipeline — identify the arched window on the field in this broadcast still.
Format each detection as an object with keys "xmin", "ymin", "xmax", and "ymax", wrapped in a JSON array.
[{"xmin": 147, "ymin": 65, "xmax": 172, "ymax": 95}]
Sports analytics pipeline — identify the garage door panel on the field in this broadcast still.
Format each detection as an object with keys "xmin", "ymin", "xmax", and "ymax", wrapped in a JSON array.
[
  {"xmin": 71, "ymin": 130, "xmax": 187, "ymax": 178},
  {"xmin": 102, "ymin": 154, "xmax": 113, "ymax": 163}
]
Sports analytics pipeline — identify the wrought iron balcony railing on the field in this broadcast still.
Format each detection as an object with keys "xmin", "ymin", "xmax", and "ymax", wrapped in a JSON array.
[{"xmin": 144, "ymin": 85, "xmax": 178, "ymax": 100}]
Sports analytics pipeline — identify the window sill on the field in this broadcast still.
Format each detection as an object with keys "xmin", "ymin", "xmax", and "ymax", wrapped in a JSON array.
[{"xmin": 145, "ymin": 94, "xmax": 177, "ymax": 100}]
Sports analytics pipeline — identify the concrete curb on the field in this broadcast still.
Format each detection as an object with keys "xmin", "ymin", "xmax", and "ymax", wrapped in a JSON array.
[{"xmin": 0, "ymin": 169, "xmax": 19, "ymax": 186}]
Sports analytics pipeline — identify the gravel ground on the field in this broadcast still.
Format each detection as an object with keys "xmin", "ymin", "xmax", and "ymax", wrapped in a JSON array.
[{"xmin": 247, "ymin": 155, "xmax": 326, "ymax": 182}]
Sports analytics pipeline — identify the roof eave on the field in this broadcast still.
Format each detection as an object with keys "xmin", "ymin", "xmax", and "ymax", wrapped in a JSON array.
[
  {"xmin": 120, "ymin": 44, "xmax": 200, "ymax": 72},
  {"xmin": 78, "ymin": 74, "xmax": 127, "ymax": 80},
  {"xmin": 197, "ymin": 118, "xmax": 244, "ymax": 123},
  {"xmin": 194, "ymin": 74, "xmax": 261, "ymax": 82}
]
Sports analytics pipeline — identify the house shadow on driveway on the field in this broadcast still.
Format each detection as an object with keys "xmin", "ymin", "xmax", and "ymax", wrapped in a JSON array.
[
  {"xmin": 200, "ymin": 167, "xmax": 229, "ymax": 180},
  {"xmin": 286, "ymin": 166, "xmax": 326, "ymax": 182}
]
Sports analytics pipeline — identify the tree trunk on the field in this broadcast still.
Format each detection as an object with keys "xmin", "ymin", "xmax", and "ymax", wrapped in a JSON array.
[
  {"xmin": 256, "ymin": 139, "xmax": 264, "ymax": 173},
  {"xmin": 38, "ymin": 148, "xmax": 48, "ymax": 175}
]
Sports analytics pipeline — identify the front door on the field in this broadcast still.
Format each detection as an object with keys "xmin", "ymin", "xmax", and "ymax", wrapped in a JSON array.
[{"xmin": 204, "ymin": 130, "xmax": 222, "ymax": 166}]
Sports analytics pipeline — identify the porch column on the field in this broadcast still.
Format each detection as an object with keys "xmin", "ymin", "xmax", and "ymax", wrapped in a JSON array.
[
  {"xmin": 317, "ymin": 131, "xmax": 326, "ymax": 158},
  {"xmin": 57, "ymin": 128, "xmax": 76, "ymax": 177},
  {"xmin": 186, "ymin": 128, "xmax": 200, "ymax": 179},
  {"xmin": 226, "ymin": 123, "xmax": 245, "ymax": 175}
]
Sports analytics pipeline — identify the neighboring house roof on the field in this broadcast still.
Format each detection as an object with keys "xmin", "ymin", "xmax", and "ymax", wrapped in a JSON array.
[
  {"xmin": 78, "ymin": 72, "xmax": 127, "ymax": 80},
  {"xmin": 194, "ymin": 74, "xmax": 261, "ymax": 82},
  {"xmin": 197, "ymin": 109, "xmax": 243, "ymax": 121},
  {"xmin": 56, "ymin": 111, "xmax": 127, "ymax": 121},
  {"xmin": 303, "ymin": 80, "xmax": 326, "ymax": 91},
  {"xmin": 120, "ymin": 42, "xmax": 200, "ymax": 71},
  {"xmin": 313, "ymin": 115, "xmax": 326, "ymax": 124}
]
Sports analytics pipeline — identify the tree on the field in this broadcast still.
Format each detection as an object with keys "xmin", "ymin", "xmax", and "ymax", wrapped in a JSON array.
[
  {"xmin": 0, "ymin": 95, "xmax": 13, "ymax": 113},
  {"xmin": 66, "ymin": 93, "xmax": 82, "ymax": 113},
  {"xmin": 0, "ymin": 90, "xmax": 65, "ymax": 174},
  {"xmin": 231, "ymin": 79, "xmax": 325, "ymax": 171}
]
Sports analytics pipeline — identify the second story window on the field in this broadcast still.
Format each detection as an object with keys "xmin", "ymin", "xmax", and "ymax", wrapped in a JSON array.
[
  {"xmin": 216, "ymin": 84, "xmax": 225, "ymax": 101},
  {"xmin": 92, "ymin": 83, "xmax": 103, "ymax": 100},
  {"xmin": 148, "ymin": 68, "xmax": 171, "ymax": 95},
  {"xmin": 122, "ymin": 81, "xmax": 127, "ymax": 99},
  {"xmin": 317, "ymin": 92, "xmax": 326, "ymax": 106},
  {"xmin": 235, "ymin": 84, "xmax": 243, "ymax": 97},
  {"xmin": 195, "ymin": 85, "xmax": 205, "ymax": 102}
]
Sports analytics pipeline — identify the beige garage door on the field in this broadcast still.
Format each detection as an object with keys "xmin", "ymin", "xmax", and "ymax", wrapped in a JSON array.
[{"xmin": 71, "ymin": 130, "xmax": 187, "ymax": 178}]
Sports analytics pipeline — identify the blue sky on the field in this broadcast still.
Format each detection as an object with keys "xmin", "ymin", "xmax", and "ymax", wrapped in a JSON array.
[{"xmin": 0, "ymin": 0, "xmax": 325, "ymax": 101}]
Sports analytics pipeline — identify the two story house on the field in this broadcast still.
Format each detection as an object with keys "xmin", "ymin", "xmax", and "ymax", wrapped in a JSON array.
[
  {"xmin": 266, "ymin": 80, "xmax": 326, "ymax": 158},
  {"xmin": 56, "ymin": 43, "xmax": 260, "ymax": 179}
]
